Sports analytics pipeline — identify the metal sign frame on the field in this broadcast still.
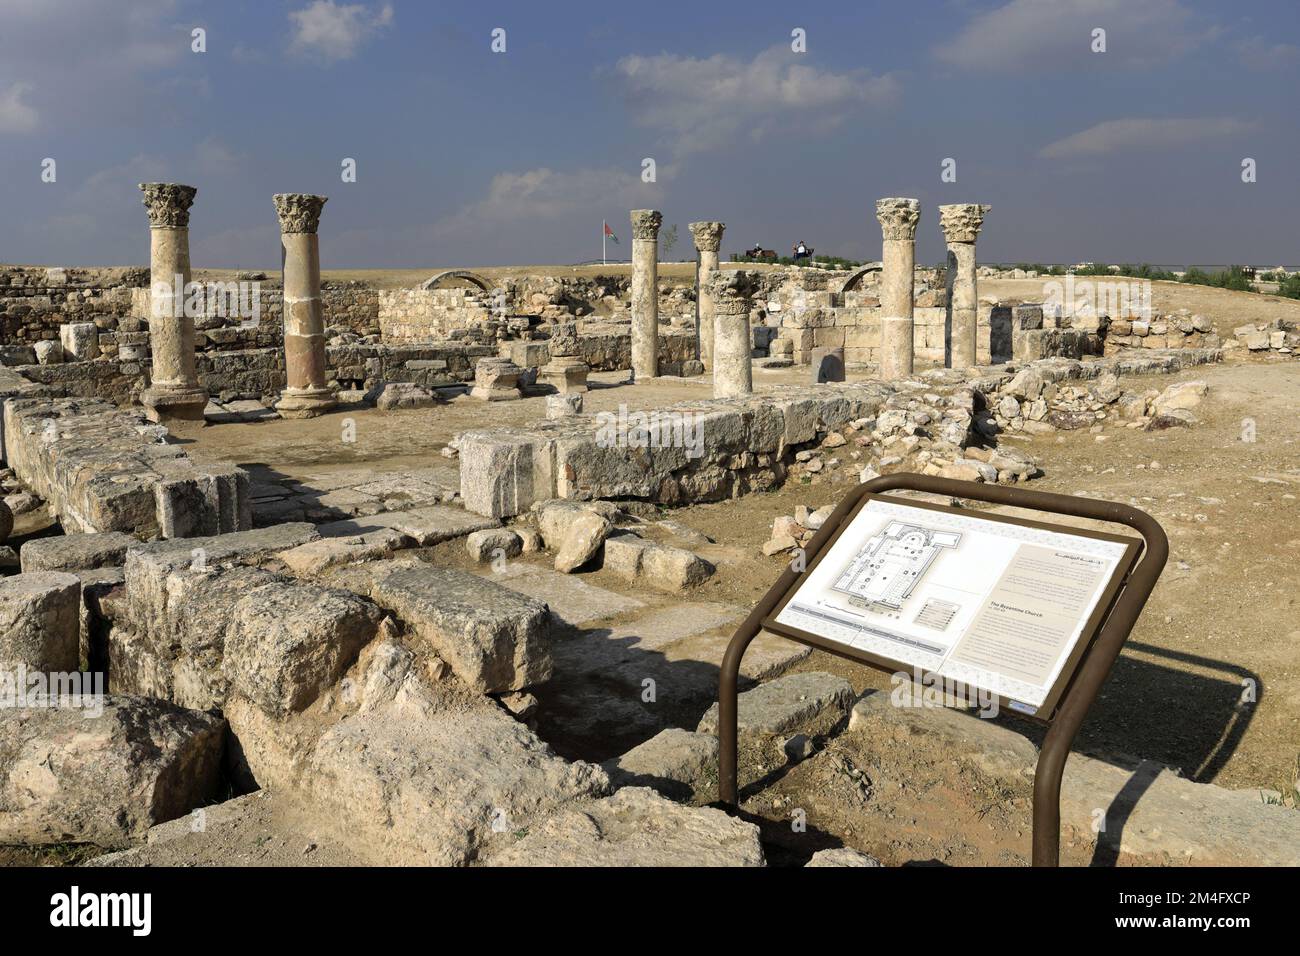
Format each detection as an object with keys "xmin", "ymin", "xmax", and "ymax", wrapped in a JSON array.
[{"xmin": 716, "ymin": 473, "xmax": 1168, "ymax": 867}]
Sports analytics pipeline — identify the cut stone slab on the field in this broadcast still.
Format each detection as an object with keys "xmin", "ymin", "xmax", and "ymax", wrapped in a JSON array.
[
  {"xmin": 604, "ymin": 728, "xmax": 719, "ymax": 802},
  {"xmin": 316, "ymin": 505, "xmax": 497, "ymax": 546},
  {"xmin": 806, "ymin": 847, "xmax": 882, "ymax": 867},
  {"xmin": 696, "ymin": 671, "xmax": 854, "ymax": 736},
  {"xmin": 362, "ymin": 562, "xmax": 552, "ymax": 693},
  {"xmin": 482, "ymin": 787, "xmax": 765, "ymax": 867},
  {"xmin": 0, "ymin": 695, "xmax": 226, "ymax": 848},
  {"xmin": 0, "ymin": 571, "xmax": 81, "ymax": 671},
  {"xmin": 20, "ymin": 531, "xmax": 137, "ymax": 573},
  {"xmin": 488, "ymin": 563, "xmax": 644, "ymax": 627}
]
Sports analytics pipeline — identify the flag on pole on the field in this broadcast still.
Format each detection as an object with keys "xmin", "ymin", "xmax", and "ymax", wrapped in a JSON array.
[{"xmin": 603, "ymin": 221, "xmax": 619, "ymax": 244}]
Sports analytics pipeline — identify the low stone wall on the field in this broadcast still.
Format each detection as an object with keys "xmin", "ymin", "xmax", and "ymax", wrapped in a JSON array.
[
  {"xmin": 457, "ymin": 348, "xmax": 1225, "ymax": 518},
  {"xmin": 2, "ymin": 393, "xmax": 250, "ymax": 538},
  {"xmin": 378, "ymin": 289, "xmax": 492, "ymax": 341},
  {"xmin": 575, "ymin": 322, "xmax": 698, "ymax": 372}
]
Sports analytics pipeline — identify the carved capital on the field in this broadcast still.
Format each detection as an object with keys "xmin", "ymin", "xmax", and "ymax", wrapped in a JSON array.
[
  {"xmin": 274, "ymin": 193, "xmax": 328, "ymax": 234},
  {"xmin": 939, "ymin": 203, "xmax": 990, "ymax": 244},
  {"xmin": 688, "ymin": 220, "xmax": 725, "ymax": 253},
  {"xmin": 139, "ymin": 183, "xmax": 197, "ymax": 228},
  {"xmin": 707, "ymin": 269, "xmax": 757, "ymax": 308},
  {"xmin": 875, "ymin": 197, "xmax": 921, "ymax": 241},
  {"xmin": 630, "ymin": 209, "xmax": 662, "ymax": 241}
]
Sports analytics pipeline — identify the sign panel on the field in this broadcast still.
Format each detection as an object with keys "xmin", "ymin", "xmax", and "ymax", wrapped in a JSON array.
[{"xmin": 766, "ymin": 494, "xmax": 1141, "ymax": 719}]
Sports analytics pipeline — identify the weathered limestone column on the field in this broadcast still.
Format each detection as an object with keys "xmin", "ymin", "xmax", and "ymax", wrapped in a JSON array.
[
  {"xmin": 875, "ymin": 197, "xmax": 921, "ymax": 381},
  {"xmin": 139, "ymin": 183, "xmax": 207, "ymax": 423},
  {"xmin": 689, "ymin": 220, "xmax": 725, "ymax": 370},
  {"xmin": 273, "ymin": 193, "xmax": 337, "ymax": 419},
  {"xmin": 710, "ymin": 271, "xmax": 755, "ymax": 398},
  {"xmin": 630, "ymin": 209, "xmax": 662, "ymax": 381},
  {"xmin": 939, "ymin": 203, "xmax": 990, "ymax": 370}
]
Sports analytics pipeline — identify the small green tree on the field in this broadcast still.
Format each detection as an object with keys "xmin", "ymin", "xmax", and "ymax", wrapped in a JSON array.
[{"xmin": 661, "ymin": 224, "xmax": 678, "ymax": 258}]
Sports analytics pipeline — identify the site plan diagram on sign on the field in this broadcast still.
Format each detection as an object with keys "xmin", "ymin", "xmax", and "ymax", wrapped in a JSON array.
[{"xmin": 833, "ymin": 521, "xmax": 962, "ymax": 611}]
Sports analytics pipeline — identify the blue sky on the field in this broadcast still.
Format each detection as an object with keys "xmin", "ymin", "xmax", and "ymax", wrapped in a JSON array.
[{"xmin": 1, "ymin": 0, "xmax": 1297, "ymax": 269}]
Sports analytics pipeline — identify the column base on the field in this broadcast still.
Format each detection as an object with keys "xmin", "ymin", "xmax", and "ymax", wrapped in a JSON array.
[
  {"xmin": 141, "ymin": 384, "xmax": 208, "ymax": 424},
  {"xmin": 275, "ymin": 386, "xmax": 338, "ymax": 420}
]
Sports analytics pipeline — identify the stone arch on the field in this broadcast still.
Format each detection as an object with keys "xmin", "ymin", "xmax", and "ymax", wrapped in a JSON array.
[
  {"xmin": 838, "ymin": 263, "xmax": 883, "ymax": 295},
  {"xmin": 419, "ymin": 269, "xmax": 494, "ymax": 293}
]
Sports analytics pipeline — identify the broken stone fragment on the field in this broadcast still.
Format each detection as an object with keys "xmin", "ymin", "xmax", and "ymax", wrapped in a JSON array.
[
  {"xmin": 465, "ymin": 527, "xmax": 523, "ymax": 563},
  {"xmin": 554, "ymin": 510, "xmax": 613, "ymax": 573},
  {"xmin": 375, "ymin": 381, "xmax": 437, "ymax": 411}
]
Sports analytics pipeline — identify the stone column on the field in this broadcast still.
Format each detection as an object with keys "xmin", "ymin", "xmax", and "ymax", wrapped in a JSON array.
[
  {"xmin": 273, "ymin": 193, "xmax": 337, "ymax": 419},
  {"xmin": 875, "ymin": 197, "xmax": 921, "ymax": 381},
  {"xmin": 630, "ymin": 209, "xmax": 662, "ymax": 381},
  {"xmin": 710, "ymin": 271, "xmax": 755, "ymax": 398},
  {"xmin": 139, "ymin": 183, "xmax": 207, "ymax": 423},
  {"xmin": 939, "ymin": 203, "xmax": 990, "ymax": 370},
  {"xmin": 689, "ymin": 220, "xmax": 725, "ymax": 370}
]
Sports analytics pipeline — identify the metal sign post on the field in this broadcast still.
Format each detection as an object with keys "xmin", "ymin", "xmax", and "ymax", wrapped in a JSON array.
[{"xmin": 716, "ymin": 473, "xmax": 1167, "ymax": 867}]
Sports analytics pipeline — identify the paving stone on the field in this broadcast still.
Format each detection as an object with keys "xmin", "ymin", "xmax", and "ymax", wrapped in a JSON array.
[
  {"xmin": 316, "ymin": 505, "xmax": 497, "ymax": 545},
  {"xmin": 696, "ymin": 671, "xmax": 855, "ymax": 736},
  {"xmin": 488, "ymin": 563, "xmax": 644, "ymax": 627}
]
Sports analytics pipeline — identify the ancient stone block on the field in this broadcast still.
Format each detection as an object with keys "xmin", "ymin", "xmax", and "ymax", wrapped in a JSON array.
[
  {"xmin": 223, "ymin": 577, "xmax": 385, "ymax": 717},
  {"xmin": 0, "ymin": 696, "xmax": 225, "ymax": 848},
  {"xmin": 19, "ymin": 531, "xmax": 136, "ymax": 573},
  {"xmin": 363, "ymin": 563, "xmax": 552, "ymax": 692},
  {"xmin": 59, "ymin": 322, "xmax": 100, "ymax": 361},
  {"xmin": 0, "ymin": 571, "xmax": 81, "ymax": 671}
]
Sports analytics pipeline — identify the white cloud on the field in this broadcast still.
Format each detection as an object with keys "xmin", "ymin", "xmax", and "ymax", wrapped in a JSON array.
[
  {"xmin": 288, "ymin": 1, "xmax": 394, "ymax": 62},
  {"xmin": 1235, "ymin": 36, "xmax": 1300, "ymax": 72},
  {"xmin": 331, "ymin": 165, "xmax": 661, "ymax": 266},
  {"xmin": 934, "ymin": 0, "xmax": 1210, "ymax": 71},
  {"xmin": 1038, "ymin": 117, "xmax": 1254, "ymax": 160},
  {"xmin": 613, "ymin": 46, "xmax": 898, "ymax": 158},
  {"xmin": 0, "ymin": 81, "xmax": 38, "ymax": 132}
]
